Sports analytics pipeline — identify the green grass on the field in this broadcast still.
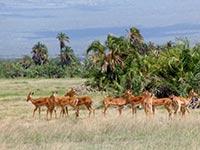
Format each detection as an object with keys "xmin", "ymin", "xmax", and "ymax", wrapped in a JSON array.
[{"xmin": 0, "ymin": 78, "xmax": 200, "ymax": 150}]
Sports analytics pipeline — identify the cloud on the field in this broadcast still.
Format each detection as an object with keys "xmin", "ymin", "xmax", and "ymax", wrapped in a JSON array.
[
  {"xmin": 1, "ymin": 0, "xmax": 133, "ymax": 10},
  {"xmin": 1, "ymin": 0, "xmax": 113, "ymax": 9},
  {"xmin": 1, "ymin": 0, "xmax": 200, "ymax": 58}
]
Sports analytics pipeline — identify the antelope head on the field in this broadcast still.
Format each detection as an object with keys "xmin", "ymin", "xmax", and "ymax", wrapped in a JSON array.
[
  {"xmin": 189, "ymin": 89, "xmax": 198, "ymax": 97},
  {"xmin": 142, "ymin": 90, "xmax": 151, "ymax": 97},
  {"xmin": 123, "ymin": 89, "xmax": 133, "ymax": 99},
  {"xmin": 27, "ymin": 91, "xmax": 34, "ymax": 102},
  {"xmin": 65, "ymin": 88, "xmax": 77, "ymax": 97},
  {"xmin": 169, "ymin": 95, "xmax": 177, "ymax": 103},
  {"xmin": 51, "ymin": 91, "xmax": 57, "ymax": 97}
]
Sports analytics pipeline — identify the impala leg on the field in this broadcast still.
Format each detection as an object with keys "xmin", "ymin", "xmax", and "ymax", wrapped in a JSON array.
[
  {"xmin": 38, "ymin": 107, "xmax": 41, "ymax": 118},
  {"xmin": 65, "ymin": 106, "xmax": 68, "ymax": 117},
  {"xmin": 150, "ymin": 104, "xmax": 154, "ymax": 117},
  {"xmin": 143, "ymin": 104, "xmax": 148, "ymax": 116},
  {"xmin": 33, "ymin": 107, "xmax": 38, "ymax": 118},
  {"xmin": 49, "ymin": 109, "xmax": 52, "ymax": 120},
  {"xmin": 165, "ymin": 105, "xmax": 172, "ymax": 119},
  {"xmin": 134, "ymin": 106, "xmax": 137, "ymax": 114},
  {"xmin": 50, "ymin": 108, "xmax": 53, "ymax": 120},
  {"xmin": 145, "ymin": 103, "xmax": 152, "ymax": 118},
  {"xmin": 46, "ymin": 109, "xmax": 49, "ymax": 120},
  {"xmin": 76, "ymin": 106, "xmax": 80, "ymax": 118},
  {"xmin": 186, "ymin": 107, "xmax": 190, "ymax": 113},
  {"xmin": 132, "ymin": 104, "xmax": 137, "ymax": 115},
  {"xmin": 54, "ymin": 109, "xmax": 57, "ymax": 119},
  {"xmin": 141, "ymin": 103, "xmax": 148, "ymax": 116},
  {"xmin": 152, "ymin": 105, "xmax": 155, "ymax": 115},
  {"xmin": 59, "ymin": 107, "xmax": 63, "ymax": 118},
  {"xmin": 132, "ymin": 104, "xmax": 135, "ymax": 115},
  {"xmin": 90, "ymin": 105, "xmax": 95, "ymax": 116},
  {"xmin": 103, "ymin": 105, "xmax": 108, "ymax": 116},
  {"xmin": 118, "ymin": 106, "xmax": 123, "ymax": 115},
  {"xmin": 61, "ymin": 106, "xmax": 65, "ymax": 118},
  {"xmin": 174, "ymin": 106, "xmax": 178, "ymax": 115},
  {"xmin": 86, "ymin": 105, "xmax": 92, "ymax": 117},
  {"xmin": 176, "ymin": 104, "xmax": 182, "ymax": 115},
  {"xmin": 62, "ymin": 108, "xmax": 65, "ymax": 117},
  {"xmin": 181, "ymin": 107, "xmax": 187, "ymax": 117}
]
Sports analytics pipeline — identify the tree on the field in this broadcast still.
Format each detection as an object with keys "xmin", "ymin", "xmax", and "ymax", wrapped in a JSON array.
[
  {"xmin": 85, "ymin": 27, "xmax": 200, "ymax": 96},
  {"xmin": 20, "ymin": 55, "xmax": 32, "ymax": 69},
  {"xmin": 56, "ymin": 33, "xmax": 78, "ymax": 66},
  {"xmin": 128, "ymin": 27, "xmax": 149, "ymax": 54},
  {"xmin": 129, "ymin": 27, "xmax": 143, "ymax": 45},
  {"xmin": 32, "ymin": 42, "xmax": 48, "ymax": 65},
  {"xmin": 57, "ymin": 32, "xmax": 69, "ymax": 51},
  {"xmin": 102, "ymin": 35, "xmax": 125, "ymax": 73},
  {"xmin": 60, "ymin": 46, "xmax": 78, "ymax": 65},
  {"xmin": 86, "ymin": 40, "xmax": 106, "ymax": 64}
]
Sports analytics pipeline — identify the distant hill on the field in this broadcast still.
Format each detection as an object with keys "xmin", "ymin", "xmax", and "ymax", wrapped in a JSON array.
[{"xmin": 1, "ymin": 23, "xmax": 200, "ymax": 59}]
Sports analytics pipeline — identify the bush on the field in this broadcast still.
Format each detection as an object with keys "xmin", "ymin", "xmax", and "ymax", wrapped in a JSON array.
[{"xmin": 0, "ymin": 58, "xmax": 84, "ymax": 79}]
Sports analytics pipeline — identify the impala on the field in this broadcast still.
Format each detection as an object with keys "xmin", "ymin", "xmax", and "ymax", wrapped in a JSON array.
[
  {"xmin": 65, "ymin": 88, "xmax": 95, "ymax": 117},
  {"xmin": 170, "ymin": 90, "xmax": 198, "ymax": 116},
  {"xmin": 103, "ymin": 96, "xmax": 127, "ymax": 116},
  {"xmin": 26, "ymin": 92, "xmax": 55, "ymax": 120},
  {"xmin": 51, "ymin": 91, "xmax": 78, "ymax": 117}
]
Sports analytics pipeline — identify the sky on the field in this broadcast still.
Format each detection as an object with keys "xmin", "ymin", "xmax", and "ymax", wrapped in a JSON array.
[{"xmin": 1, "ymin": 0, "xmax": 200, "ymax": 58}]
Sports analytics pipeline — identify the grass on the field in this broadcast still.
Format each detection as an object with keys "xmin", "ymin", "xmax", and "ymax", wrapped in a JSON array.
[{"xmin": 0, "ymin": 78, "xmax": 200, "ymax": 150}]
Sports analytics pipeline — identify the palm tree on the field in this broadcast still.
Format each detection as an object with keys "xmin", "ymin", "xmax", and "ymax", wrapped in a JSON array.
[
  {"xmin": 86, "ymin": 40, "xmax": 106, "ymax": 64},
  {"xmin": 129, "ymin": 27, "xmax": 143, "ymax": 44},
  {"xmin": 60, "ymin": 46, "xmax": 78, "ymax": 65},
  {"xmin": 57, "ymin": 32, "xmax": 69, "ymax": 51},
  {"xmin": 56, "ymin": 33, "xmax": 78, "ymax": 66},
  {"xmin": 87, "ymin": 36, "xmax": 125, "ymax": 73},
  {"xmin": 32, "ymin": 42, "xmax": 48, "ymax": 65},
  {"xmin": 102, "ymin": 35, "xmax": 126, "ymax": 73},
  {"xmin": 20, "ymin": 55, "xmax": 32, "ymax": 69}
]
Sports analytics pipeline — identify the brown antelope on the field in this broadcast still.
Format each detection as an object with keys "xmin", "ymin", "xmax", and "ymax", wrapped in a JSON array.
[
  {"xmin": 142, "ymin": 91, "xmax": 154, "ymax": 117},
  {"xmin": 151, "ymin": 95, "xmax": 174, "ymax": 118},
  {"xmin": 103, "ymin": 96, "xmax": 127, "ymax": 116},
  {"xmin": 65, "ymin": 88, "xmax": 95, "ymax": 117},
  {"xmin": 51, "ymin": 91, "xmax": 78, "ymax": 117},
  {"xmin": 124, "ymin": 90, "xmax": 155, "ymax": 117},
  {"xmin": 123, "ymin": 90, "xmax": 144, "ymax": 114},
  {"xmin": 26, "ymin": 92, "xmax": 55, "ymax": 120},
  {"xmin": 170, "ymin": 90, "xmax": 198, "ymax": 116}
]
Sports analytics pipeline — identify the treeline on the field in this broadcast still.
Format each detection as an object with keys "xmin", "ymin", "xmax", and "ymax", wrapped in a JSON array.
[
  {"xmin": 0, "ymin": 58, "xmax": 84, "ymax": 78},
  {"xmin": 1, "ymin": 27, "xmax": 200, "ymax": 97},
  {"xmin": 0, "ymin": 32, "xmax": 85, "ymax": 78}
]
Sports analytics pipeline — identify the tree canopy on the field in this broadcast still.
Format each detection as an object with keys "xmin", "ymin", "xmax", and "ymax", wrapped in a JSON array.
[{"xmin": 85, "ymin": 27, "xmax": 200, "ymax": 97}]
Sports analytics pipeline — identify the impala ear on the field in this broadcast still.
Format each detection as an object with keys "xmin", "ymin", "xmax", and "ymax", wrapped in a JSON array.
[
  {"xmin": 52, "ymin": 91, "xmax": 58, "ymax": 94},
  {"xmin": 72, "ymin": 87, "xmax": 76, "ymax": 92}
]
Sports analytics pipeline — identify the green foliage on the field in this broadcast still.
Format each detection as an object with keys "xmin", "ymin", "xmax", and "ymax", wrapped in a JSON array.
[
  {"xmin": 85, "ymin": 27, "xmax": 200, "ymax": 97},
  {"xmin": 57, "ymin": 32, "xmax": 78, "ymax": 66},
  {"xmin": 0, "ymin": 33, "xmax": 83, "ymax": 79},
  {"xmin": 1, "ymin": 27, "xmax": 200, "ymax": 97},
  {"xmin": 57, "ymin": 32, "xmax": 70, "ymax": 50},
  {"xmin": 60, "ymin": 46, "xmax": 79, "ymax": 66},
  {"xmin": 0, "ymin": 58, "xmax": 83, "ymax": 78},
  {"xmin": 32, "ymin": 42, "xmax": 49, "ymax": 65}
]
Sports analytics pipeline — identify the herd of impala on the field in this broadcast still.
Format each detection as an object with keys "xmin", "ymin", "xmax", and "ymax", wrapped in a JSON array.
[{"xmin": 26, "ymin": 88, "xmax": 198, "ymax": 120}]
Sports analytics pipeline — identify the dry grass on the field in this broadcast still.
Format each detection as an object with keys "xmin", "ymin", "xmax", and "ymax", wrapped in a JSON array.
[{"xmin": 0, "ymin": 79, "xmax": 200, "ymax": 150}]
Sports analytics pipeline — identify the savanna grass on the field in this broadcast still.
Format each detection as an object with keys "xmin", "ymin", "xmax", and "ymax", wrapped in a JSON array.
[{"xmin": 0, "ymin": 79, "xmax": 200, "ymax": 150}]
